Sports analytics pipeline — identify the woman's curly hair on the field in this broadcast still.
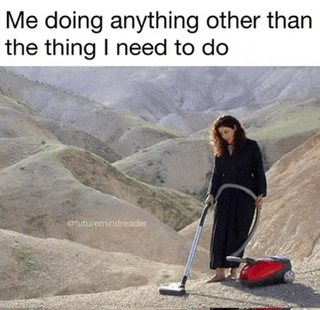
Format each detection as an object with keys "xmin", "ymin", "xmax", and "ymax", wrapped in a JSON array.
[{"xmin": 209, "ymin": 115, "xmax": 246, "ymax": 157}]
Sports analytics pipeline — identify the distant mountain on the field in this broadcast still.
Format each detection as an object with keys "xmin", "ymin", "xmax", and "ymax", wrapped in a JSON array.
[
  {"xmin": 3, "ymin": 67, "xmax": 319, "ymax": 200},
  {"xmin": 0, "ymin": 68, "xmax": 181, "ymax": 158},
  {"xmin": 0, "ymin": 84, "xmax": 121, "ymax": 163},
  {"xmin": 113, "ymin": 136, "xmax": 213, "ymax": 198},
  {"xmin": 6, "ymin": 66, "xmax": 320, "ymax": 134},
  {"xmin": 113, "ymin": 100, "xmax": 320, "ymax": 198}
]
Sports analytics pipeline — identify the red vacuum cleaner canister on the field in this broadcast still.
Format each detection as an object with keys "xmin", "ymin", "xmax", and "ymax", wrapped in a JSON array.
[{"xmin": 239, "ymin": 256, "xmax": 295, "ymax": 287}]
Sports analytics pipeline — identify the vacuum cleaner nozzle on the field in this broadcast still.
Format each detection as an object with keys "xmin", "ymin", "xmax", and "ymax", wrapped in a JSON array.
[{"xmin": 159, "ymin": 282, "xmax": 186, "ymax": 296}]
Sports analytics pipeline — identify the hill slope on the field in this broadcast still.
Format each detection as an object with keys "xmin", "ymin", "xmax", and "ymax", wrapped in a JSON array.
[
  {"xmin": 0, "ymin": 68, "xmax": 182, "ymax": 157},
  {"xmin": 113, "ymin": 101, "xmax": 320, "ymax": 198},
  {"xmin": 248, "ymin": 132, "xmax": 320, "ymax": 258},
  {"xmin": 113, "ymin": 136, "xmax": 213, "ymax": 198},
  {"xmin": 7, "ymin": 67, "xmax": 320, "ymax": 134},
  {"xmin": 0, "ymin": 228, "xmax": 204, "ymax": 300},
  {"xmin": 0, "ymin": 144, "xmax": 205, "ymax": 263}
]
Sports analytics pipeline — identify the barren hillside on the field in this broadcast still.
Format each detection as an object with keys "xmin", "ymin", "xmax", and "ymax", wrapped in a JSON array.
[
  {"xmin": 113, "ymin": 136, "xmax": 213, "ymax": 198},
  {"xmin": 113, "ymin": 100, "xmax": 320, "ymax": 198},
  {"xmin": 0, "ymin": 228, "xmax": 203, "ymax": 300},
  {"xmin": 7, "ymin": 67, "xmax": 320, "ymax": 132},
  {"xmin": 0, "ymin": 87, "xmax": 209, "ymax": 270},
  {"xmin": 0, "ymin": 144, "xmax": 207, "ymax": 264},
  {"xmin": 0, "ymin": 68, "xmax": 182, "ymax": 158},
  {"xmin": 248, "ymin": 132, "xmax": 320, "ymax": 259}
]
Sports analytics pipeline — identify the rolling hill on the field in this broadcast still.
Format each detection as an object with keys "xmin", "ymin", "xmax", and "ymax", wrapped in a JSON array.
[
  {"xmin": 0, "ymin": 68, "xmax": 182, "ymax": 158},
  {"xmin": 0, "ymin": 228, "xmax": 204, "ymax": 300},
  {"xmin": 113, "ymin": 100, "xmax": 320, "ymax": 198},
  {"xmin": 7, "ymin": 66, "xmax": 320, "ymax": 134}
]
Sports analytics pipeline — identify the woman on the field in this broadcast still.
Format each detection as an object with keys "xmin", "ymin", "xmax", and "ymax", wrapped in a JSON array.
[{"xmin": 205, "ymin": 115, "xmax": 267, "ymax": 282}]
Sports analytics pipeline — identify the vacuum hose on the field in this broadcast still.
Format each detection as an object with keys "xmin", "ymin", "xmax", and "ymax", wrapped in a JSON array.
[{"xmin": 216, "ymin": 184, "xmax": 260, "ymax": 257}]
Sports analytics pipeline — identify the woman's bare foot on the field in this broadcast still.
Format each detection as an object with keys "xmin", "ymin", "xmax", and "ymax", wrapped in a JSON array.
[
  {"xmin": 226, "ymin": 274, "xmax": 237, "ymax": 280},
  {"xmin": 227, "ymin": 268, "xmax": 238, "ymax": 280},
  {"xmin": 206, "ymin": 274, "xmax": 226, "ymax": 283}
]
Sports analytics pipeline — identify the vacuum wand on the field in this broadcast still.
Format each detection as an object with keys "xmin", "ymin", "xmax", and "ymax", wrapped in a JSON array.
[
  {"xmin": 181, "ymin": 202, "xmax": 212, "ymax": 283},
  {"xmin": 159, "ymin": 201, "xmax": 211, "ymax": 296}
]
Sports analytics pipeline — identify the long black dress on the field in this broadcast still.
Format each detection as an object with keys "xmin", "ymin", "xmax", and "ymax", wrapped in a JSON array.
[{"xmin": 207, "ymin": 138, "xmax": 267, "ymax": 269}]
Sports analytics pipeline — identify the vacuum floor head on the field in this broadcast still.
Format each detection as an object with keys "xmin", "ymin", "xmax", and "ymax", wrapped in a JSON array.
[{"xmin": 159, "ymin": 282, "xmax": 186, "ymax": 296}]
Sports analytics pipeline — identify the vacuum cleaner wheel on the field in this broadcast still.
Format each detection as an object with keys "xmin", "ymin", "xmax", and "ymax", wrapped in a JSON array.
[{"xmin": 283, "ymin": 270, "xmax": 295, "ymax": 283}]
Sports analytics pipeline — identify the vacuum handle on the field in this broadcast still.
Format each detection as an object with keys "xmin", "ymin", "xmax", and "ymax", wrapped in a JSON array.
[{"xmin": 199, "ymin": 203, "xmax": 211, "ymax": 226}]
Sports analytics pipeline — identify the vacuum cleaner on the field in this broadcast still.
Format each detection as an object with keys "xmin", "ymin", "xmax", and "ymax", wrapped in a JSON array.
[
  {"xmin": 226, "ymin": 255, "xmax": 295, "ymax": 287},
  {"xmin": 159, "ymin": 183, "xmax": 294, "ymax": 296}
]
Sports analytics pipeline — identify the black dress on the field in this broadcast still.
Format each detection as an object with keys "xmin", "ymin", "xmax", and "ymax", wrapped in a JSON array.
[{"xmin": 207, "ymin": 138, "xmax": 267, "ymax": 269}]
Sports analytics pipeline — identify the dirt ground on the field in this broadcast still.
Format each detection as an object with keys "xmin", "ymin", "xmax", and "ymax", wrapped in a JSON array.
[{"xmin": 0, "ymin": 258, "xmax": 319, "ymax": 309}]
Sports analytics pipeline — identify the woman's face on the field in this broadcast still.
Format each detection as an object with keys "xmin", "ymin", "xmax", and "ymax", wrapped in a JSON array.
[{"xmin": 218, "ymin": 126, "xmax": 236, "ymax": 145}]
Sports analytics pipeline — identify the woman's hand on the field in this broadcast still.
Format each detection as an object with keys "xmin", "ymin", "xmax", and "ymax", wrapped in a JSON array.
[
  {"xmin": 255, "ymin": 195, "xmax": 263, "ymax": 209},
  {"xmin": 205, "ymin": 194, "xmax": 215, "ymax": 207}
]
